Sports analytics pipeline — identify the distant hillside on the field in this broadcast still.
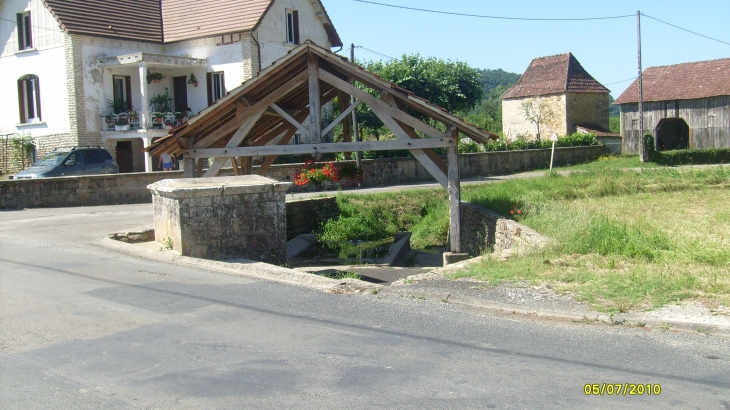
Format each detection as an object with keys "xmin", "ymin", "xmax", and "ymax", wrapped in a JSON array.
[
  {"xmin": 477, "ymin": 68, "xmax": 521, "ymax": 97},
  {"xmin": 464, "ymin": 68, "xmax": 521, "ymax": 134}
]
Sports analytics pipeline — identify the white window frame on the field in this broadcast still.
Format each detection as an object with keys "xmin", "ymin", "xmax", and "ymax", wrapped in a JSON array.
[
  {"xmin": 17, "ymin": 11, "xmax": 33, "ymax": 51},
  {"xmin": 285, "ymin": 9, "xmax": 299, "ymax": 45},
  {"xmin": 19, "ymin": 75, "xmax": 41, "ymax": 123},
  {"xmin": 211, "ymin": 72, "xmax": 225, "ymax": 102}
]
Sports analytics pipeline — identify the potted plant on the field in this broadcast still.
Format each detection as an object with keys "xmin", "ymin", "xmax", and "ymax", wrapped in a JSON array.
[
  {"xmin": 149, "ymin": 88, "xmax": 174, "ymax": 112},
  {"xmin": 187, "ymin": 73, "xmax": 198, "ymax": 87},
  {"xmin": 154, "ymin": 112, "xmax": 164, "ymax": 124},
  {"xmin": 164, "ymin": 119, "xmax": 174, "ymax": 129},
  {"xmin": 146, "ymin": 71, "xmax": 164, "ymax": 84},
  {"xmin": 114, "ymin": 116, "xmax": 130, "ymax": 131},
  {"xmin": 106, "ymin": 98, "xmax": 128, "ymax": 114},
  {"xmin": 129, "ymin": 110, "xmax": 138, "ymax": 122}
]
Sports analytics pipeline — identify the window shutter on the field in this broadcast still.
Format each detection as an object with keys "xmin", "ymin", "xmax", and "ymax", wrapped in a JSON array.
[
  {"xmin": 293, "ymin": 11, "xmax": 300, "ymax": 44},
  {"xmin": 220, "ymin": 73, "xmax": 226, "ymax": 96},
  {"xmin": 25, "ymin": 14, "xmax": 32, "ymax": 49},
  {"xmin": 206, "ymin": 73, "xmax": 213, "ymax": 106},
  {"xmin": 17, "ymin": 78, "xmax": 26, "ymax": 123},
  {"xmin": 35, "ymin": 77, "xmax": 41, "ymax": 121},
  {"xmin": 25, "ymin": 79, "xmax": 35, "ymax": 119},
  {"xmin": 16, "ymin": 14, "xmax": 24, "ymax": 49},
  {"xmin": 124, "ymin": 76, "xmax": 132, "ymax": 111}
]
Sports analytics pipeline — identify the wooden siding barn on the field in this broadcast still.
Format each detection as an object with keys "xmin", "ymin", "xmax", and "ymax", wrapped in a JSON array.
[{"xmin": 614, "ymin": 58, "xmax": 730, "ymax": 154}]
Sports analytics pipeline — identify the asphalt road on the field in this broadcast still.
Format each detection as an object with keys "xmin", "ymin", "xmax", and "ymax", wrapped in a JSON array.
[{"xmin": 1, "ymin": 204, "xmax": 729, "ymax": 409}]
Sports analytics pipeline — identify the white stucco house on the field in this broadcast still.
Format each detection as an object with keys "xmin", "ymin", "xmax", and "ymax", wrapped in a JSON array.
[{"xmin": 0, "ymin": 0, "xmax": 341, "ymax": 173}]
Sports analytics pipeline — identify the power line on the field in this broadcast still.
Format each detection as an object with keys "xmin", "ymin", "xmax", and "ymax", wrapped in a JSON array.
[
  {"xmin": 603, "ymin": 76, "xmax": 637, "ymax": 86},
  {"xmin": 0, "ymin": 17, "xmax": 64, "ymax": 33},
  {"xmin": 642, "ymin": 13, "xmax": 730, "ymax": 46},
  {"xmin": 352, "ymin": 0, "xmax": 634, "ymax": 21},
  {"xmin": 356, "ymin": 46, "xmax": 396, "ymax": 60}
]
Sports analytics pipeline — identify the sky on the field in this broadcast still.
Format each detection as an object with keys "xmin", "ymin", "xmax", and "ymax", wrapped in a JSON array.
[{"xmin": 324, "ymin": 0, "xmax": 730, "ymax": 99}]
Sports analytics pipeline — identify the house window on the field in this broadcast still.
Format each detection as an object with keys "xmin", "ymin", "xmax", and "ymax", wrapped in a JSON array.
[
  {"xmin": 206, "ymin": 72, "xmax": 226, "ymax": 105},
  {"xmin": 17, "ymin": 75, "xmax": 41, "ymax": 123},
  {"xmin": 17, "ymin": 11, "xmax": 33, "ymax": 50},
  {"xmin": 112, "ymin": 75, "xmax": 132, "ymax": 113},
  {"xmin": 294, "ymin": 133, "xmax": 302, "ymax": 145},
  {"xmin": 631, "ymin": 118, "xmax": 638, "ymax": 129},
  {"xmin": 286, "ymin": 10, "xmax": 300, "ymax": 45},
  {"xmin": 665, "ymin": 101, "xmax": 677, "ymax": 118}
]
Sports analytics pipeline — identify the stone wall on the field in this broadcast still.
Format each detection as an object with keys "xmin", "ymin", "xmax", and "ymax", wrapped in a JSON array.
[
  {"xmin": 461, "ymin": 202, "xmax": 552, "ymax": 258},
  {"xmin": 1, "ymin": 146, "xmax": 602, "ymax": 209},
  {"xmin": 285, "ymin": 196, "xmax": 339, "ymax": 240},
  {"xmin": 565, "ymin": 92, "xmax": 610, "ymax": 134}
]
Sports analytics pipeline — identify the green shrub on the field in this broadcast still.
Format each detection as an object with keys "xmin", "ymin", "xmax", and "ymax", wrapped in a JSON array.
[{"xmin": 644, "ymin": 134, "xmax": 730, "ymax": 166}]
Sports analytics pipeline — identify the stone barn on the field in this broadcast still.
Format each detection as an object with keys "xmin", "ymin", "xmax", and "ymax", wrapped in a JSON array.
[
  {"xmin": 614, "ymin": 58, "xmax": 730, "ymax": 154},
  {"xmin": 501, "ymin": 53, "xmax": 612, "ymax": 141}
]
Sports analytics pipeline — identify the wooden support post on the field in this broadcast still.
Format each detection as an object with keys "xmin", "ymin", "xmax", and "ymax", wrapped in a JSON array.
[
  {"xmin": 183, "ymin": 138, "xmax": 195, "ymax": 178},
  {"xmin": 308, "ymin": 53, "xmax": 321, "ymax": 142},
  {"xmin": 241, "ymin": 156, "xmax": 252, "ymax": 175},
  {"xmin": 230, "ymin": 157, "xmax": 240, "ymax": 175},
  {"xmin": 195, "ymin": 158, "xmax": 205, "ymax": 177},
  {"xmin": 338, "ymin": 90, "xmax": 353, "ymax": 159},
  {"xmin": 447, "ymin": 126, "xmax": 461, "ymax": 254}
]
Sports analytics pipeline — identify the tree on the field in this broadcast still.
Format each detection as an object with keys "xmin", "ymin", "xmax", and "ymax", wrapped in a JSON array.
[
  {"xmin": 520, "ymin": 98, "xmax": 557, "ymax": 141},
  {"xmin": 353, "ymin": 54, "xmax": 483, "ymax": 138}
]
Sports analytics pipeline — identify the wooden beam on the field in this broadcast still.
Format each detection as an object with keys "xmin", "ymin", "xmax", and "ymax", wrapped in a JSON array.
[
  {"xmin": 193, "ymin": 70, "xmax": 308, "ymax": 149},
  {"xmin": 370, "ymin": 106, "xmax": 449, "ymax": 189},
  {"xmin": 256, "ymin": 128, "xmax": 297, "ymax": 176},
  {"xmin": 337, "ymin": 89, "xmax": 353, "ymax": 159},
  {"xmin": 202, "ymin": 110, "xmax": 265, "ymax": 177},
  {"xmin": 322, "ymin": 99, "xmax": 361, "ymax": 137},
  {"xmin": 230, "ymin": 157, "xmax": 240, "ymax": 175},
  {"xmin": 308, "ymin": 53, "xmax": 321, "ymax": 142},
  {"xmin": 183, "ymin": 138, "xmax": 195, "ymax": 178},
  {"xmin": 184, "ymin": 137, "xmax": 455, "ymax": 158},
  {"xmin": 270, "ymin": 103, "xmax": 310, "ymax": 138},
  {"xmin": 317, "ymin": 68, "xmax": 447, "ymax": 139},
  {"xmin": 383, "ymin": 93, "xmax": 448, "ymax": 175},
  {"xmin": 195, "ymin": 158, "xmax": 205, "ymax": 177},
  {"xmin": 447, "ymin": 126, "xmax": 461, "ymax": 253}
]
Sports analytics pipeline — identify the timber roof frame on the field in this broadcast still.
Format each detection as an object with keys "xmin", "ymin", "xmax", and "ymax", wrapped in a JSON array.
[{"xmin": 146, "ymin": 41, "xmax": 498, "ymax": 173}]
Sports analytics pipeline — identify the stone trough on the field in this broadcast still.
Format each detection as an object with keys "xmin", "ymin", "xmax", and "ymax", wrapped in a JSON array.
[{"xmin": 147, "ymin": 175, "xmax": 291, "ymax": 264}]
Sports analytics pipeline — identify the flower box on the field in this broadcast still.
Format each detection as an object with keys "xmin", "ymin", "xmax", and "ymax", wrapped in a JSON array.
[{"xmin": 115, "ymin": 124, "xmax": 130, "ymax": 131}]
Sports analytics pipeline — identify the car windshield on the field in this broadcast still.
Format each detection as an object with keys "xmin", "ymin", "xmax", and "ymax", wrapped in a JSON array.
[{"xmin": 34, "ymin": 152, "xmax": 68, "ymax": 167}]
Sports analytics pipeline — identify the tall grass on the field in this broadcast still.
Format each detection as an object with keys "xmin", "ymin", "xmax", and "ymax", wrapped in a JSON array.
[{"xmin": 320, "ymin": 166, "xmax": 730, "ymax": 311}]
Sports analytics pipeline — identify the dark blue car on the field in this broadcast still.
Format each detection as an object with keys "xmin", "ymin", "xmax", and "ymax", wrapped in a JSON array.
[{"xmin": 13, "ymin": 147, "xmax": 119, "ymax": 179}]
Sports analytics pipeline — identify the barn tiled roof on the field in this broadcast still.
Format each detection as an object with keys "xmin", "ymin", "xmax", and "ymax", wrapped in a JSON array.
[
  {"xmin": 614, "ymin": 58, "xmax": 730, "ymax": 104},
  {"xmin": 502, "ymin": 53, "xmax": 609, "ymax": 99},
  {"xmin": 42, "ymin": 0, "xmax": 341, "ymax": 46}
]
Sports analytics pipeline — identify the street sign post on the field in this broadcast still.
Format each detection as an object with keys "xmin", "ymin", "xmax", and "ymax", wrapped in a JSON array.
[{"xmin": 549, "ymin": 133, "xmax": 558, "ymax": 171}]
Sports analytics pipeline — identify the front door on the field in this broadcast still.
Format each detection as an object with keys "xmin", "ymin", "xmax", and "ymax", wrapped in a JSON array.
[
  {"xmin": 173, "ymin": 76, "xmax": 188, "ymax": 112},
  {"xmin": 116, "ymin": 141, "xmax": 134, "ymax": 173}
]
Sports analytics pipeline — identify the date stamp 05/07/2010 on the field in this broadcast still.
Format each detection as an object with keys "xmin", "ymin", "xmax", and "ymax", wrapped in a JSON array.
[{"xmin": 584, "ymin": 383, "xmax": 662, "ymax": 396}]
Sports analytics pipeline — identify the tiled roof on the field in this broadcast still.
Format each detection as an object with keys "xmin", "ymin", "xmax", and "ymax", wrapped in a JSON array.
[
  {"xmin": 42, "ymin": 0, "xmax": 341, "ymax": 46},
  {"xmin": 614, "ymin": 58, "xmax": 730, "ymax": 104},
  {"xmin": 502, "ymin": 53, "xmax": 609, "ymax": 99},
  {"xmin": 44, "ymin": 0, "xmax": 163, "ymax": 43},
  {"xmin": 161, "ymin": 0, "xmax": 271, "ymax": 43}
]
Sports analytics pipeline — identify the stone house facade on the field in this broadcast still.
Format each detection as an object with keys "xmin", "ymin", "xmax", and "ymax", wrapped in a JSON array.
[
  {"xmin": 614, "ymin": 58, "xmax": 730, "ymax": 154},
  {"xmin": 0, "ymin": 0, "xmax": 341, "ymax": 175},
  {"xmin": 501, "ymin": 53, "xmax": 611, "ymax": 140}
]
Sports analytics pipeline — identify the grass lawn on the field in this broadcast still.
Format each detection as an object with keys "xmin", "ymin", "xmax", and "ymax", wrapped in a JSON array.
[
  {"xmin": 320, "ymin": 166, "xmax": 730, "ymax": 312},
  {"xmin": 555, "ymin": 154, "xmax": 659, "ymax": 171},
  {"xmin": 457, "ymin": 167, "xmax": 730, "ymax": 312}
]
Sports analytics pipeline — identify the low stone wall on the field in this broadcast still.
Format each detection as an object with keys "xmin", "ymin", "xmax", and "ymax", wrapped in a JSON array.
[
  {"xmin": 285, "ymin": 196, "xmax": 340, "ymax": 240},
  {"xmin": 461, "ymin": 202, "xmax": 552, "ymax": 258},
  {"xmin": 0, "ymin": 146, "xmax": 602, "ymax": 209}
]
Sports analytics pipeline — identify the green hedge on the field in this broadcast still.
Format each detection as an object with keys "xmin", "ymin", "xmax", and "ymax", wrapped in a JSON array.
[{"xmin": 645, "ymin": 135, "xmax": 730, "ymax": 166}]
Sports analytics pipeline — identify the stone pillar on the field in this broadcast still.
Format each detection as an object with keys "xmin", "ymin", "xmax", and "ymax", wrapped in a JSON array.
[
  {"xmin": 148, "ymin": 175, "xmax": 291, "ymax": 263},
  {"xmin": 138, "ymin": 62, "xmax": 149, "ymax": 129}
]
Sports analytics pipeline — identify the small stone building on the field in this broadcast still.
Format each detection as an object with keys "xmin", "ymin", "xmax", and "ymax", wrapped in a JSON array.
[
  {"xmin": 502, "ymin": 53, "xmax": 611, "ymax": 140},
  {"xmin": 613, "ymin": 58, "xmax": 730, "ymax": 154}
]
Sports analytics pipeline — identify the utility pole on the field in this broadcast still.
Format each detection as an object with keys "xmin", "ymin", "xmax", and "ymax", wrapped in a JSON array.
[
  {"xmin": 637, "ymin": 10, "xmax": 646, "ymax": 162},
  {"xmin": 350, "ymin": 43, "xmax": 361, "ymax": 185}
]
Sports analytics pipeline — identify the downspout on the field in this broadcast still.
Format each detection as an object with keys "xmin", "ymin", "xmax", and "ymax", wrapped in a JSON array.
[{"xmin": 251, "ymin": 30, "xmax": 262, "ymax": 73}]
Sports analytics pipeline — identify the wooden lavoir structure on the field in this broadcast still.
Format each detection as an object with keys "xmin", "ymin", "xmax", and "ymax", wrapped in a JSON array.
[{"xmin": 146, "ymin": 42, "xmax": 497, "ymax": 255}]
